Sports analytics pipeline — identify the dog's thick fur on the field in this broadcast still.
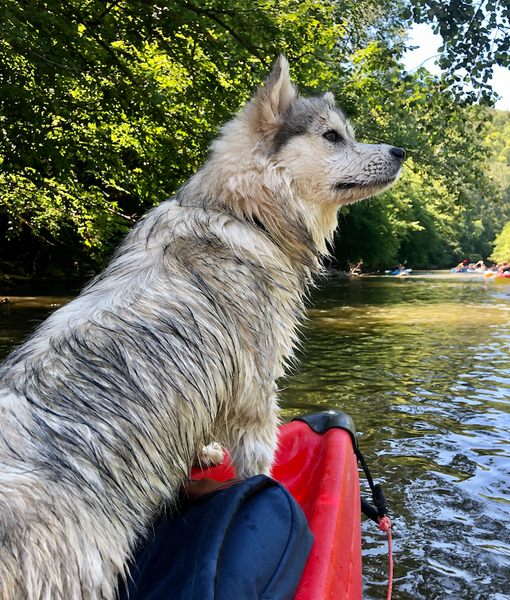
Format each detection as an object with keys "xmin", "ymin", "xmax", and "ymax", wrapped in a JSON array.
[{"xmin": 0, "ymin": 56, "xmax": 403, "ymax": 600}]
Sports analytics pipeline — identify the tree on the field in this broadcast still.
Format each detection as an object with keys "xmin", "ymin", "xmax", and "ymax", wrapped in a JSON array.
[
  {"xmin": 485, "ymin": 110, "xmax": 510, "ymax": 264},
  {"xmin": 488, "ymin": 110, "xmax": 510, "ymax": 200},
  {"xmin": 490, "ymin": 221, "xmax": 510, "ymax": 263},
  {"xmin": 408, "ymin": 0, "xmax": 510, "ymax": 102},
  {"xmin": 0, "ymin": 0, "xmax": 342, "ymax": 272},
  {"xmin": 331, "ymin": 50, "xmax": 499, "ymax": 269},
  {"xmin": 0, "ymin": 0, "xmax": 501, "ymax": 276}
]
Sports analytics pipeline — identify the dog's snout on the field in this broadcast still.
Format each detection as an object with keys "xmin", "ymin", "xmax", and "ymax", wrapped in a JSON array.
[{"xmin": 390, "ymin": 147, "xmax": 405, "ymax": 160}]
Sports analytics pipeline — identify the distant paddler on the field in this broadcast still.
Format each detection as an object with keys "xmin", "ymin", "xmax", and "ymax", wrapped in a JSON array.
[{"xmin": 490, "ymin": 261, "xmax": 510, "ymax": 283}]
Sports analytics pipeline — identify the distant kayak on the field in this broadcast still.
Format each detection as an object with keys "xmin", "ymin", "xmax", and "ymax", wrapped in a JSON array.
[{"xmin": 392, "ymin": 268, "xmax": 412, "ymax": 276}]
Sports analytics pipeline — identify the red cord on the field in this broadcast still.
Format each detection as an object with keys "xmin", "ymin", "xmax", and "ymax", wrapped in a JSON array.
[{"xmin": 378, "ymin": 516, "xmax": 393, "ymax": 600}]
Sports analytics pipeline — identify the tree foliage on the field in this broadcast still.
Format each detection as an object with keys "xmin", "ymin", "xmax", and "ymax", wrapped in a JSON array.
[
  {"xmin": 0, "ymin": 0, "xmax": 505, "ymax": 277},
  {"xmin": 490, "ymin": 221, "xmax": 510, "ymax": 263},
  {"xmin": 408, "ymin": 0, "xmax": 510, "ymax": 101},
  {"xmin": 488, "ymin": 110, "xmax": 510, "ymax": 198},
  {"xmin": 334, "ymin": 106, "xmax": 510, "ymax": 271},
  {"xmin": 487, "ymin": 110, "xmax": 510, "ymax": 263}
]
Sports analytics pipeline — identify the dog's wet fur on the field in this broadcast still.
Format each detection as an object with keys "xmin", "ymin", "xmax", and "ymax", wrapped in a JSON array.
[{"xmin": 0, "ymin": 56, "xmax": 404, "ymax": 599}]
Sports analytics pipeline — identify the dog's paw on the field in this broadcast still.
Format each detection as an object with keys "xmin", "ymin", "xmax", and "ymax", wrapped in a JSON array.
[{"xmin": 194, "ymin": 442, "xmax": 225, "ymax": 468}]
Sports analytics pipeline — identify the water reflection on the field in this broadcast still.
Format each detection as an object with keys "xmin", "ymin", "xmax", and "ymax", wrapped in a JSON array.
[
  {"xmin": 0, "ymin": 294, "xmax": 74, "ymax": 358},
  {"xmin": 280, "ymin": 273, "xmax": 510, "ymax": 600},
  {"xmin": 1, "ymin": 273, "xmax": 510, "ymax": 599}
]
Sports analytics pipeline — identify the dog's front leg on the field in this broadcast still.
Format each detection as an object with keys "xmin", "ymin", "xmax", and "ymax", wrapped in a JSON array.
[{"xmin": 228, "ymin": 387, "xmax": 280, "ymax": 478}]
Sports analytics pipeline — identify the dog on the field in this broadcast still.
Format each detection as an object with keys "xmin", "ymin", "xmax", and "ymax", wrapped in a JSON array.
[{"xmin": 0, "ymin": 56, "xmax": 404, "ymax": 600}]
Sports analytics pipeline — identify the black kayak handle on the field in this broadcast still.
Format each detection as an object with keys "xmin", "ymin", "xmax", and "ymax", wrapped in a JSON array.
[{"xmin": 294, "ymin": 410, "xmax": 388, "ymax": 523}]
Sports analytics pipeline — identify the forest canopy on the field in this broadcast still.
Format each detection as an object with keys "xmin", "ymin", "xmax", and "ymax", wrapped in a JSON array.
[{"xmin": 0, "ymin": 0, "xmax": 508, "ymax": 277}]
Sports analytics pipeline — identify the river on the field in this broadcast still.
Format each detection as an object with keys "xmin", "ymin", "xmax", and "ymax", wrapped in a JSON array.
[{"xmin": 1, "ymin": 272, "xmax": 510, "ymax": 599}]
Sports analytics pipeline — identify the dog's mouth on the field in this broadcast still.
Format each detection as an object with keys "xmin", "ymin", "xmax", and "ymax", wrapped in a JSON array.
[
  {"xmin": 334, "ymin": 182, "xmax": 358, "ymax": 191},
  {"xmin": 333, "ymin": 176, "xmax": 397, "ymax": 192}
]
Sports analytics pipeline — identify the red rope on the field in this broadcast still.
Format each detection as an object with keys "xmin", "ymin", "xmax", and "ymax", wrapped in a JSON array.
[{"xmin": 378, "ymin": 516, "xmax": 393, "ymax": 600}]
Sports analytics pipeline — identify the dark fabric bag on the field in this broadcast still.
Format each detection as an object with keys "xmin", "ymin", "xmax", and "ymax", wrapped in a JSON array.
[{"xmin": 118, "ymin": 474, "xmax": 314, "ymax": 600}]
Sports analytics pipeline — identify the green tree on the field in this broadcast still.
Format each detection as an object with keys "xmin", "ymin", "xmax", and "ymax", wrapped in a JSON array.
[
  {"xmin": 0, "ymin": 0, "xmax": 501, "ymax": 276},
  {"xmin": 408, "ymin": 0, "xmax": 510, "ymax": 101},
  {"xmin": 490, "ymin": 221, "xmax": 510, "ymax": 263},
  {"xmin": 0, "ymin": 0, "xmax": 342, "ymax": 272},
  {"xmin": 488, "ymin": 110, "xmax": 510, "ymax": 201}
]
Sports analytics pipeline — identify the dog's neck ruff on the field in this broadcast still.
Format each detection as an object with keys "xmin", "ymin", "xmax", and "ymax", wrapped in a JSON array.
[{"xmin": 176, "ymin": 172, "xmax": 324, "ymax": 285}]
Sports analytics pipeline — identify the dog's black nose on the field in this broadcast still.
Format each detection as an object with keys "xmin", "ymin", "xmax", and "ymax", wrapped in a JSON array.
[{"xmin": 390, "ymin": 147, "xmax": 405, "ymax": 160}]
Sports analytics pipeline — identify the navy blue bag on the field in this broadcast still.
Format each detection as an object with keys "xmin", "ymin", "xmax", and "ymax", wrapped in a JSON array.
[{"xmin": 119, "ymin": 475, "xmax": 314, "ymax": 600}]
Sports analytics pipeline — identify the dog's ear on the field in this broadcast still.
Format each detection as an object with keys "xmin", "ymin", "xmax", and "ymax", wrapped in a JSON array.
[
  {"xmin": 323, "ymin": 92, "xmax": 335, "ymax": 107},
  {"xmin": 251, "ymin": 55, "xmax": 296, "ymax": 137}
]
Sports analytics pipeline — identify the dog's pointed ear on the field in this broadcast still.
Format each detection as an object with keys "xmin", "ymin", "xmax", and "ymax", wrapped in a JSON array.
[
  {"xmin": 323, "ymin": 91, "xmax": 335, "ymax": 107},
  {"xmin": 251, "ymin": 55, "xmax": 296, "ymax": 137}
]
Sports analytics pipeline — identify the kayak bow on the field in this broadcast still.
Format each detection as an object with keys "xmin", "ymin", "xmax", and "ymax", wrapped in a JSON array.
[{"xmin": 191, "ymin": 411, "xmax": 362, "ymax": 600}]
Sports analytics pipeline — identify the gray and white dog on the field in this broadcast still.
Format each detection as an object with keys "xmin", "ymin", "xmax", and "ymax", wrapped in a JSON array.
[{"xmin": 0, "ymin": 56, "xmax": 404, "ymax": 600}]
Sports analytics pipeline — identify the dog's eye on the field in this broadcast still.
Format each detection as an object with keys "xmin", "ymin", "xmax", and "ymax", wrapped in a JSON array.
[{"xmin": 323, "ymin": 130, "xmax": 341, "ymax": 143}]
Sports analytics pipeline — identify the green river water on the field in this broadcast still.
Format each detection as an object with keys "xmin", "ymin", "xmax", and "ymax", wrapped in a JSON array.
[{"xmin": 1, "ymin": 271, "xmax": 510, "ymax": 599}]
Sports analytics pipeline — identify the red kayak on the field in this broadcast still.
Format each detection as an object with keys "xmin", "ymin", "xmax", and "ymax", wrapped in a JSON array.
[{"xmin": 191, "ymin": 411, "xmax": 362, "ymax": 600}]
